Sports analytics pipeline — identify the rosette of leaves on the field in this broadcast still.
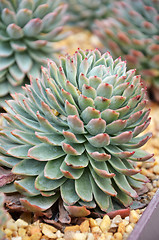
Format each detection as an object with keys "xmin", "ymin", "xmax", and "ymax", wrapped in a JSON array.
[
  {"xmin": 0, "ymin": 49, "xmax": 153, "ymax": 217},
  {"xmin": 65, "ymin": 0, "xmax": 114, "ymax": 30},
  {"xmin": 94, "ymin": 0, "xmax": 159, "ymax": 100},
  {"xmin": 0, "ymin": 193, "xmax": 9, "ymax": 239},
  {"xmin": 0, "ymin": 0, "xmax": 69, "ymax": 99}
]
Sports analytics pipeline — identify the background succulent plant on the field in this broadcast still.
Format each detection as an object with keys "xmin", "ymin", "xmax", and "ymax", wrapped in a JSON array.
[
  {"xmin": 0, "ymin": 49, "xmax": 153, "ymax": 217},
  {"xmin": 0, "ymin": 193, "xmax": 9, "ymax": 238},
  {"xmin": 65, "ymin": 0, "xmax": 114, "ymax": 30},
  {"xmin": 0, "ymin": 0, "xmax": 69, "ymax": 99},
  {"xmin": 94, "ymin": 0, "xmax": 159, "ymax": 101}
]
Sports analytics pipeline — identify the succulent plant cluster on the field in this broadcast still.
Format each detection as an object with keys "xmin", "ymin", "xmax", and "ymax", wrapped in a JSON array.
[
  {"xmin": 94, "ymin": 0, "xmax": 159, "ymax": 99},
  {"xmin": 0, "ymin": 49, "xmax": 153, "ymax": 216},
  {"xmin": 0, "ymin": 0, "xmax": 69, "ymax": 99},
  {"xmin": 0, "ymin": 193, "xmax": 9, "ymax": 238},
  {"xmin": 65, "ymin": 0, "xmax": 114, "ymax": 30}
]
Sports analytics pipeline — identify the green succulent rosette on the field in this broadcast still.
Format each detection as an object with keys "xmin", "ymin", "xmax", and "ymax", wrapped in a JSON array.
[
  {"xmin": 0, "ymin": 0, "xmax": 69, "ymax": 99},
  {"xmin": 65, "ymin": 0, "xmax": 114, "ymax": 30},
  {"xmin": 94, "ymin": 0, "xmax": 159, "ymax": 90},
  {"xmin": 0, "ymin": 49, "xmax": 153, "ymax": 216}
]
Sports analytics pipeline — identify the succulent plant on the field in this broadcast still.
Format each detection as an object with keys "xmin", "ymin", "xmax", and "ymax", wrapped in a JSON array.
[
  {"xmin": 0, "ymin": 193, "xmax": 9, "ymax": 238},
  {"xmin": 0, "ymin": 49, "xmax": 153, "ymax": 217},
  {"xmin": 0, "ymin": 0, "xmax": 69, "ymax": 99},
  {"xmin": 94, "ymin": 0, "xmax": 159, "ymax": 101},
  {"xmin": 65, "ymin": 0, "xmax": 114, "ymax": 30}
]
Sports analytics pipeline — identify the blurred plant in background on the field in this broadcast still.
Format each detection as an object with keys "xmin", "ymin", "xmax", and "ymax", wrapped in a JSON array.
[
  {"xmin": 65, "ymin": 0, "xmax": 114, "ymax": 30},
  {"xmin": 0, "ymin": 0, "xmax": 69, "ymax": 102},
  {"xmin": 94, "ymin": 0, "xmax": 159, "ymax": 102}
]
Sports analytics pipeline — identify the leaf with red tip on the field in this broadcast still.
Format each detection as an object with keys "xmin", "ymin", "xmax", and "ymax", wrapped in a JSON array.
[
  {"xmin": 89, "ymin": 157, "xmax": 115, "ymax": 178},
  {"xmin": 20, "ymin": 194, "xmax": 59, "ymax": 212},
  {"xmin": 101, "ymin": 109, "xmax": 119, "ymax": 124},
  {"xmin": 81, "ymin": 107, "xmax": 101, "ymax": 124},
  {"xmin": 23, "ymin": 18, "xmax": 42, "ymax": 37},
  {"xmin": 89, "ymin": 75, "xmax": 102, "ymax": 89},
  {"xmin": 62, "ymin": 130, "xmax": 85, "ymax": 143},
  {"xmin": 126, "ymin": 111, "xmax": 142, "ymax": 127},
  {"xmin": 78, "ymin": 94, "xmax": 94, "ymax": 111},
  {"xmin": 7, "ymin": 145, "xmax": 31, "ymax": 159},
  {"xmin": 130, "ymin": 149, "xmax": 154, "ymax": 162},
  {"xmin": 94, "ymin": 96, "xmax": 110, "ymax": 111},
  {"xmin": 60, "ymin": 161, "xmax": 84, "ymax": 179},
  {"xmin": 14, "ymin": 177, "xmax": 40, "ymax": 197},
  {"xmin": 97, "ymin": 82, "xmax": 113, "ymax": 99},
  {"xmin": 75, "ymin": 170, "xmax": 93, "ymax": 202},
  {"xmin": 85, "ymin": 143, "xmax": 110, "ymax": 161},
  {"xmin": 86, "ymin": 118, "xmax": 106, "ymax": 135},
  {"xmin": 64, "ymin": 205, "xmax": 90, "ymax": 217},
  {"xmin": 106, "ymin": 119, "xmax": 127, "ymax": 134},
  {"xmin": 90, "ymin": 166, "xmax": 117, "ymax": 196},
  {"xmin": 112, "ymin": 168, "xmax": 138, "ymax": 198},
  {"xmin": 109, "ymin": 96, "xmax": 126, "ymax": 109},
  {"xmin": 62, "ymin": 142, "xmax": 84, "ymax": 155},
  {"xmin": 133, "ymin": 118, "xmax": 151, "ymax": 137},
  {"xmin": 65, "ymin": 100, "xmax": 79, "ymax": 116},
  {"xmin": 116, "ymin": 105, "xmax": 130, "ymax": 118},
  {"xmin": 130, "ymin": 173, "xmax": 149, "ymax": 183},
  {"xmin": 67, "ymin": 115, "xmax": 85, "ymax": 134},
  {"xmin": 111, "ymin": 131, "xmax": 133, "ymax": 145},
  {"xmin": 87, "ymin": 133, "xmax": 110, "ymax": 148},
  {"xmin": 82, "ymin": 84, "xmax": 96, "ymax": 99},
  {"xmin": 7, "ymin": 23, "xmax": 24, "ymax": 39},
  {"xmin": 106, "ymin": 145, "xmax": 135, "ymax": 159},
  {"xmin": 122, "ymin": 133, "xmax": 152, "ymax": 148},
  {"xmin": 64, "ymin": 153, "xmax": 88, "ymax": 169},
  {"xmin": 109, "ymin": 156, "xmax": 140, "ymax": 176}
]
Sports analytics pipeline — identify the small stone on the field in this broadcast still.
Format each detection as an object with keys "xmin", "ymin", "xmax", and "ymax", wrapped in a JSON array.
[
  {"xmin": 6, "ymin": 219, "xmax": 17, "ymax": 231},
  {"xmin": 91, "ymin": 226, "xmax": 102, "ymax": 233},
  {"xmin": 15, "ymin": 219, "xmax": 28, "ymax": 228},
  {"xmin": 29, "ymin": 225, "xmax": 41, "ymax": 235},
  {"xmin": 30, "ymin": 233, "xmax": 42, "ymax": 240},
  {"xmin": 42, "ymin": 225, "xmax": 57, "ymax": 238},
  {"xmin": 125, "ymin": 224, "xmax": 133, "ymax": 234},
  {"xmin": 64, "ymin": 225, "xmax": 80, "ymax": 232},
  {"xmin": 154, "ymin": 164, "xmax": 159, "ymax": 174},
  {"xmin": 80, "ymin": 220, "xmax": 89, "ymax": 233},
  {"xmin": 56, "ymin": 230, "xmax": 64, "ymax": 238},
  {"xmin": 95, "ymin": 218, "xmax": 103, "ymax": 226},
  {"xmin": 12, "ymin": 237, "xmax": 22, "ymax": 240},
  {"xmin": 118, "ymin": 222, "xmax": 125, "ymax": 235},
  {"xmin": 112, "ymin": 215, "xmax": 122, "ymax": 225},
  {"xmin": 89, "ymin": 218, "xmax": 98, "ymax": 228},
  {"xmin": 87, "ymin": 233, "xmax": 94, "ymax": 240},
  {"xmin": 18, "ymin": 227, "xmax": 26, "ymax": 237},
  {"xmin": 100, "ymin": 215, "xmax": 111, "ymax": 233},
  {"xmin": 114, "ymin": 232, "xmax": 123, "ymax": 240},
  {"xmin": 4, "ymin": 228, "xmax": 12, "ymax": 237},
  {"xmin": 129, "ymin": 210, "xmax": 140, "ymax": 224},
  {"xmin": 73, "ymin": 232, "xmax": 87, "ymax": 240}
]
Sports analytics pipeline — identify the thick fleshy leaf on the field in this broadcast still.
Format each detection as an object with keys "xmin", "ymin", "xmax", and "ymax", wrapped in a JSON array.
[
  {"xmin": 16, "ymin": 8, "xmax": 32, "ymax": 27},
  {"xmin": 28, "ymin": 143, "xmax": 65, "ymax": 161},
  {"xmin": 90, "ymin": 157, "xmax": 115, "ymax": 178},
  {"xmin": 64, "ymin": 153, "xmax": 88, "ymax": 169},
  {"xmin": 97, "ymin": 82, "xmax": 113, "ymax": 98},
  {"xmin": 44, "ymin": 157, "xmax": 64, "ymax": 179},
  {"xmin": 0, "ymin": 42, "xmax": 13, "ymax": 57},
  {"xmin": 14, "ymin": 177, "xmax": 40, "ymax": 196},
  {"xmin": 87, "ymin": 133, "xmax": 110, "ymax": 147},
  {"xmin": 106, "ymin": 119, "xmax": 127, "ymax": 134},
  {"xmin": 12, "ymin": 159, "xmax": 46, "ymax": 176},
  {"xmin": 60, "ymin": 161, "xmax": 84, "ymax": 179},
  {"xmin": 23, "ymin": 18, "xmax": 43, "ymax": 37},
  {"xmin": 85, "ymin": 118, "xmax": 106, "ymax": 135},
  {"xmin": 35, "ymin": 172, "xmax": 66, "ymax": 191},
  {"xmin": 90, "ymin": 166, "xmax": 117, "ymax": 196},
  {"xmin": 15, "ymin": 52, "xmax": 32, "ymax": 73},
  {"xmin": 75, "ymin": 170, "xmax": 93, "ymax": 202},
  {"xmin": 7, "ymin": 145, "xmax": 31, "ymax": 159},
  {"xmin": 64, "ymin": 204, "xmax": 90, "ymax": 217},
  {"xmin": 7, "ymin": 24, "xmax": 24, "ymax": 39},
  {"xmin": 90, "ymin": 175, "xmax": 110, "ymax": 212},
  {"xmin": 61, "ymin": 179, "xmax": 79, "ymax": 205},
  {"xmin": 67, "ymin": 115, "xmax": 85, "ymax": 134},
  {"xmin": 81, "ymin": 107, "xmax": 101, "ymax": 124},
  {"xmin": 78, "ymin": 94, "xmax": 94, "ymax": 111},
  {"xmin": 101, "ymin": 109, "xmax": 119, "ymax": 124},
  {"xmin": 20, "ymin": 194, "xmax": 59, "ymax": 212},
  {"xmin": 111, "ymin": 131, "xmax": 133, "ymax": 145}
]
